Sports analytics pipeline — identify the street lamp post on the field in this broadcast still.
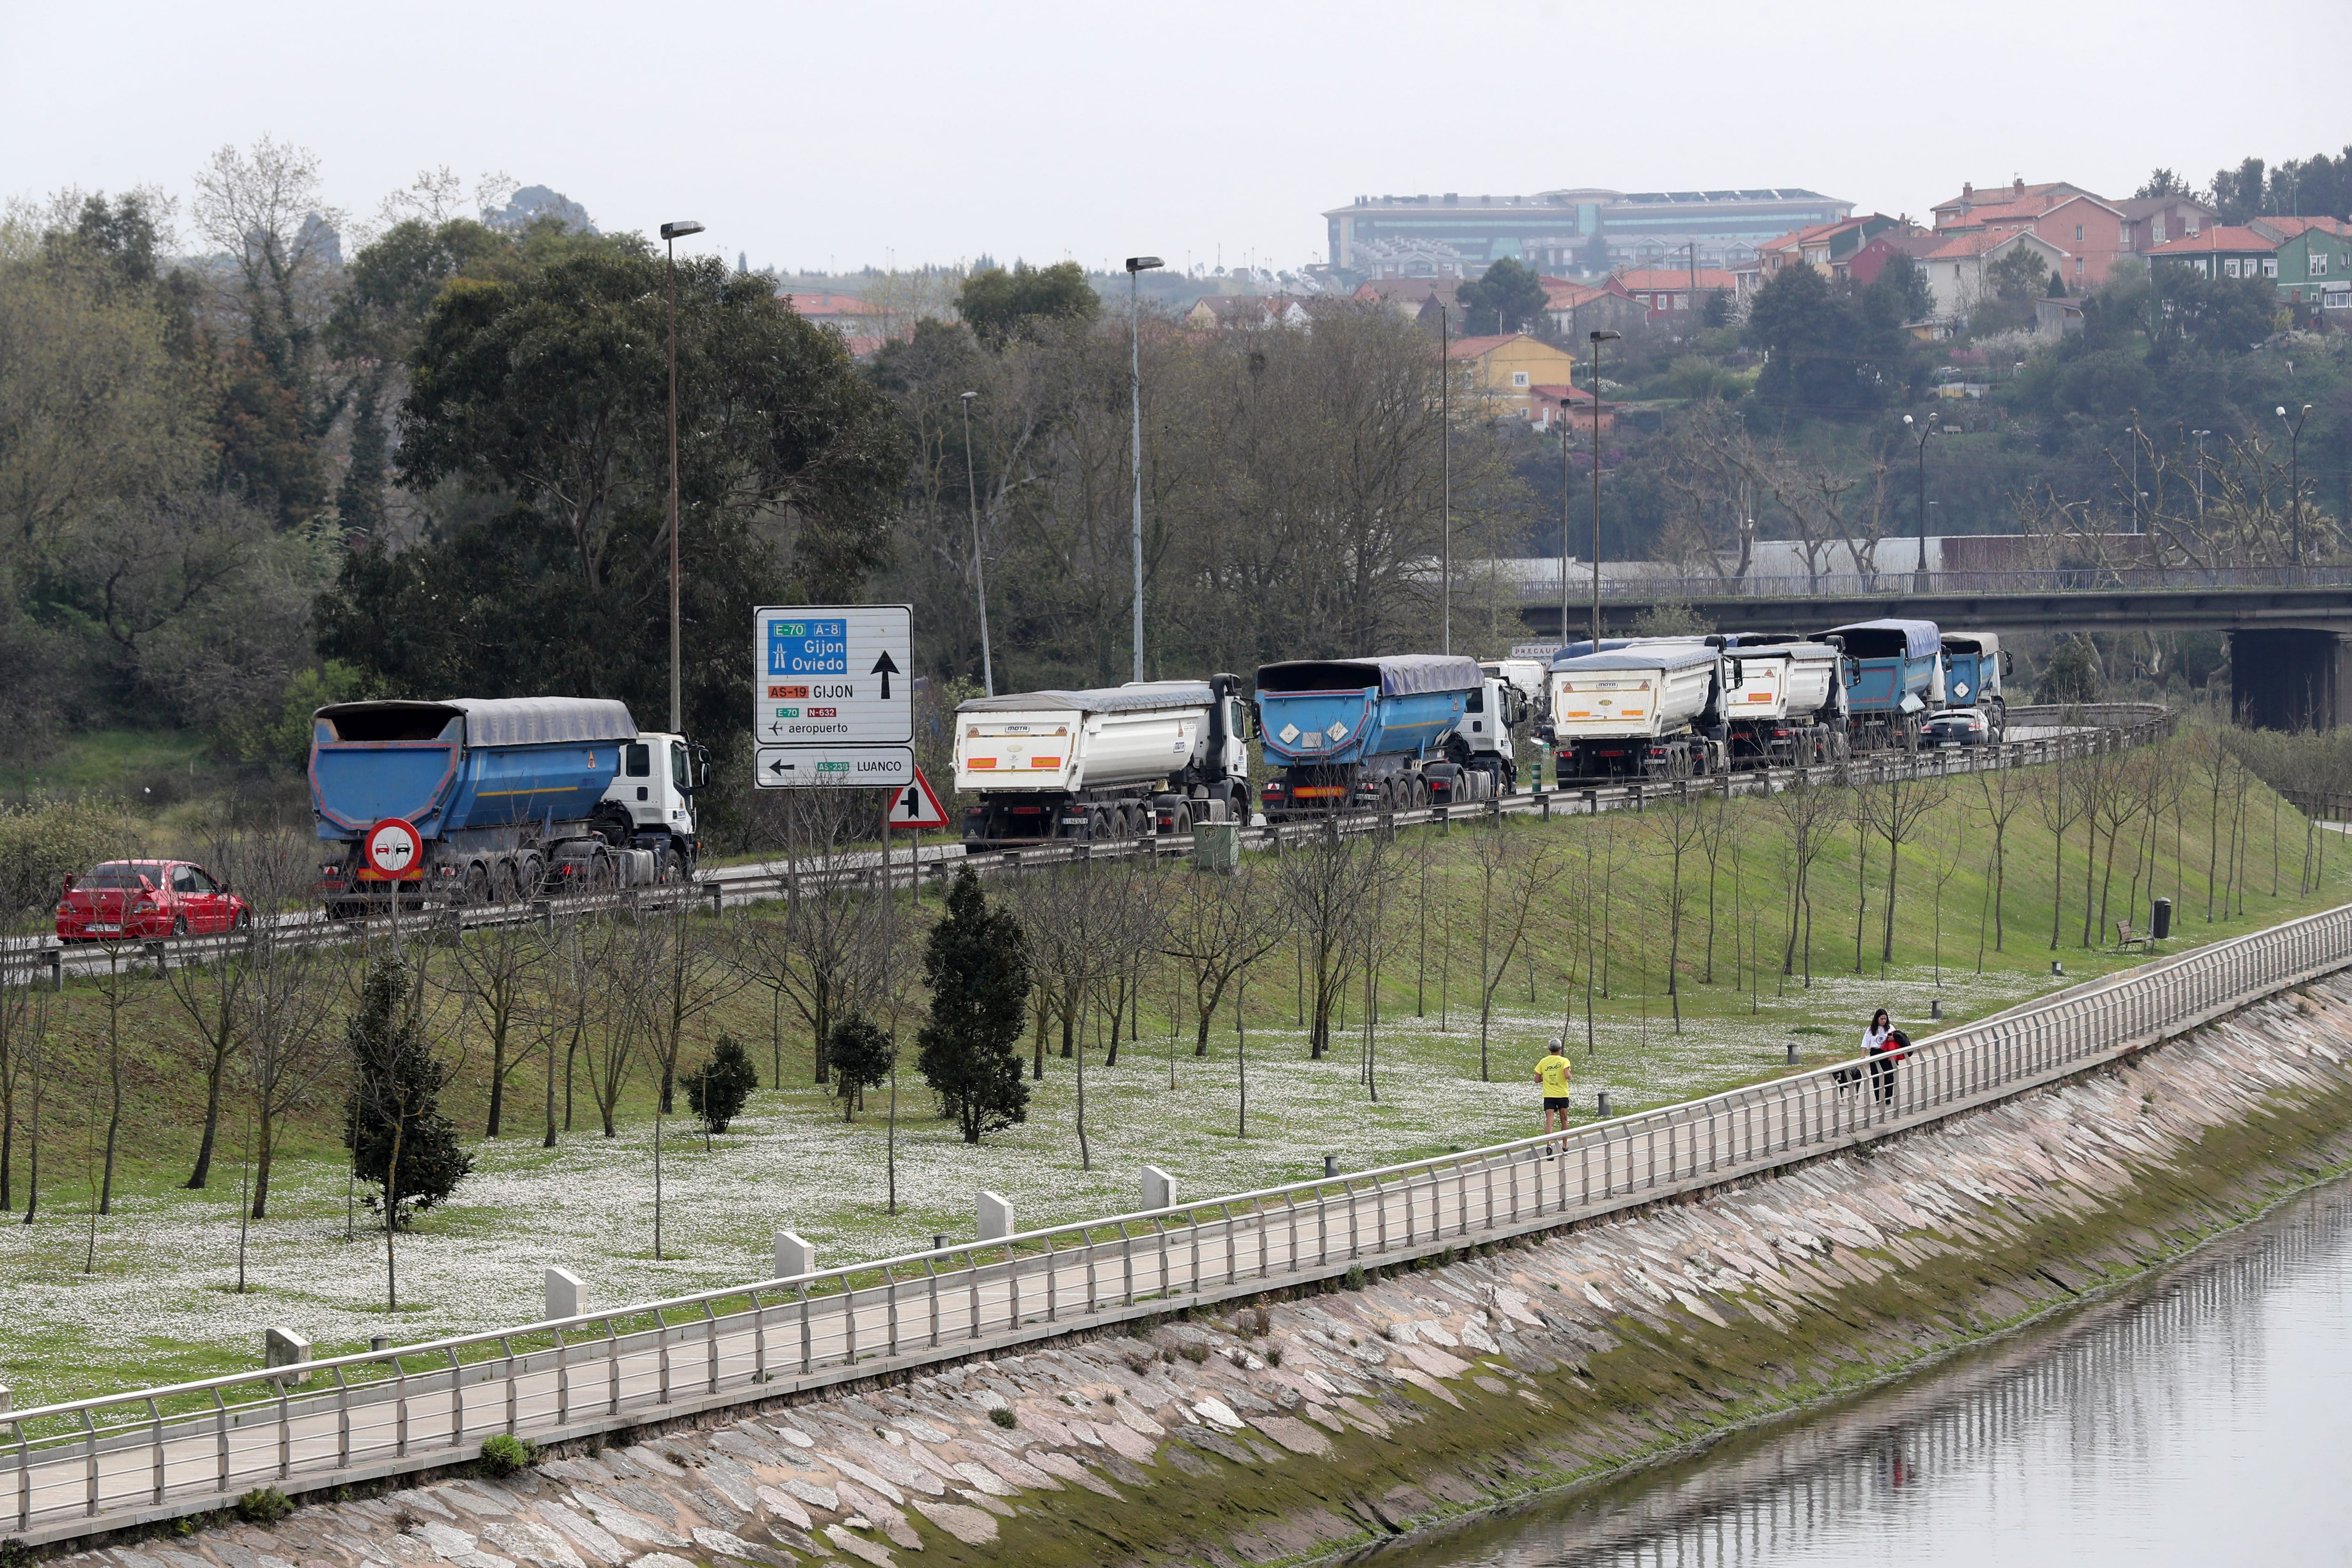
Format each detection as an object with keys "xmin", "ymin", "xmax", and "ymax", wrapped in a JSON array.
[
  {"xmin": 1903, "ymin": 412, "xmax": 1934, "ymax": 581},
  {"xmin": 1587, "ymin": 330, "xmax": 1620, "ymax": 651},
  {"xmin": 1124, "ymin": 255, "xmax": 1163, "ymax": 683},
  {"xmin": 659, "ymin": 219, "xmax": 704, "ymax": 736},
  {"xmin": 2280, "ymin": 403, "xmax": 2312, "ymax": 568},
  {"xmin": 1557, "ymin": 398, "xmax": 1573, "ymax": 649},
  {"xmin": 959, "ymin": 391, "xmax": 993, "ymax": 697}
]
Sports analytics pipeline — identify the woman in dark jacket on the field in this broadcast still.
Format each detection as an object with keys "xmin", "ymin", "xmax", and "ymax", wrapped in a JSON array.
[{"xmin": 1863, "ymin": 1008, "xmax": 1900, "ymax": 1106}]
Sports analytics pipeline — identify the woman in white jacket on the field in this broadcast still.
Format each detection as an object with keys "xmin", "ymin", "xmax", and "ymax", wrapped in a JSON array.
[{"xmin": 1863, "ymin": 1008, "xmax": 1899, "ymax": 1106}]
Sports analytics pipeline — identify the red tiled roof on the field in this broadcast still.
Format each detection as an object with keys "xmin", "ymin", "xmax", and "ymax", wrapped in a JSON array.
[
  {"xmin": 783, "ymin": 292, "xmax": 879, "ymax": 316},
  {"xmin": 2252, "ymin": 216, "xmax": 2352, "ymax": 239},
  {"xmin": 1543, "ymin": 280, "xmax": 1609, "ymax": 306},
  {"xmin": 1446, "ymin": 333, "xmax": 1541, "ymax": 358},
  {"xmin": 2144, "ymin": 226, "xmax": 2281, "ymax": 256},
  {"xmin": 1613, "ymin": 268, "xmax": 1738, "ymax": 292}
]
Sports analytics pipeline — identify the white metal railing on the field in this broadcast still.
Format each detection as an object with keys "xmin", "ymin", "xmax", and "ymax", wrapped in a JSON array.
[{"xmin": 5, "ymin": 813, "xmax": 2335, "ymax": 1546}]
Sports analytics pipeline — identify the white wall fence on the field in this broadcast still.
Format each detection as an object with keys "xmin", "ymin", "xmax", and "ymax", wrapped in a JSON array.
[{"xmin": 7, "ymin": 855, "xmax": 2343, "ymax": 1547}]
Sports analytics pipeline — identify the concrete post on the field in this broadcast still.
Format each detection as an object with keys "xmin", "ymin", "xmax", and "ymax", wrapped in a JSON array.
[
  {"xmin": 1323, "ymin": 1153, "xmax": 1339, "ymax": 1178},
  {"xmin": 0, "ymin": 1384, "xmax": 10, "ymax": 1414},
  {"xmin": 264, "ymin": 1327, "xmax": 311, "ymax": 1383},
  {"xmin": 44, "ymin": 949, "xmax": 61, "ymax": 991},
  {"xmin": 977, "ymin": 1190, "xmax": 1014, "ymax": 1242},
  {"xmin": 544, "ymin": 1266, "xmax": 584, "ymax": 1320},
  {"xmin": 774, "ymin": 1231, "xmax": 815, "ymax": 1280},
  {"xmin": 1142, "ymin": 1165, "xmax": 1176, "ymax": 1212},
  {"xmin": 1597, "ymin": 1091, "xmax": 1612, "ymax": 1118}
]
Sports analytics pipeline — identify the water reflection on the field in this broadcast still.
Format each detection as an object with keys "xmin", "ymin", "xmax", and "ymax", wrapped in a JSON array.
[{"xmin": 1372, "ymin": 1179, "xmax": 2352, "ymax": 1567}]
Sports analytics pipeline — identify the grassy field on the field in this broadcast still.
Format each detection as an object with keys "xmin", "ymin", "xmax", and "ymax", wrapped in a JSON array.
[{"xmin": 1, "ymin": 729, "xmax": 2342, "ymax": 1407}]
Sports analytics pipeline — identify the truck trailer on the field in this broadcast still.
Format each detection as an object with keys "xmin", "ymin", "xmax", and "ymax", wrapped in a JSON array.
[
  {"xmin": 1816, "ymin": 619, "xmax": 1943, "ymax": 749},
  {"xmin": 1256, "ymin": 655, "xmax": 1487, "ymax": 815},
  {"xmin": 953, "ymin": 676, "xmax": 1252, "ymax": 842},
  {"xmin": 1547, "ymin": 641, "xmax": 1729, "ymax": 781},
  {"xmin": 1719, "ymin": 640, "xmax": 1848, "ymax": 764},
  {"xmin": 1939, "ymin": 632, "xmax": 2010, "ymax": 735},
  {"xmin": 311, "ymin": 697, "xmax": 708, "ymax": 916}
]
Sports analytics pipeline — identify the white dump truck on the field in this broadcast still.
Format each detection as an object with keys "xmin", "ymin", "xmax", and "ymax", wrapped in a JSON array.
[
  {"xmin": 953, "ymin": 675, "xmax": 1253, "ymax": 842},
  {"xmin": 1547, "ymin": 641, "xmax": 1728, "ymax": 781},
  {"xmin": 1718, "ymin": 639, "xmax": 1849, "ymax": 765}
]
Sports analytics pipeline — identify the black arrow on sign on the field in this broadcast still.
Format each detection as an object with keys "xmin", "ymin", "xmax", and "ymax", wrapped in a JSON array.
[
  {"xmin": 869, "ymin": 648, "xmax": 899, "ymax": 700},
  {"xmin": 767, "ymin": 757, "xmax": 789, "ymax": 777}
]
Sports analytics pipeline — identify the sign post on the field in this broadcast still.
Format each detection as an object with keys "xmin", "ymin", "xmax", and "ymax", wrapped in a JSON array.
[
  {"xmin": 753, "ymin": 606, "xmax": 915, "ymax": 789},
  {"xmin": 884, "ymin": 768, "xmax": 950, "ymax": 904}
]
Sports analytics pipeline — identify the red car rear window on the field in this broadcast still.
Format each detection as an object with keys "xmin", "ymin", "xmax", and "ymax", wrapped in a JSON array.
[{"xmin": 80, "ymin": 863, "xmax": 162, "ymax": 889}]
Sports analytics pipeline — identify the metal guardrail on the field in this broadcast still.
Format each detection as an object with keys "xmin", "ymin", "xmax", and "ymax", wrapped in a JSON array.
[
  {"xmin": 1507, "ymin": 567, "xmax": 2352, "ymax": 602},
  {"xmin": 0, "ymin": 705, "xmax": 2173, "ymax": 989},
  {"xmin": 0, "ymin": 704, "xmax": 2216, "ymax": 1546}
]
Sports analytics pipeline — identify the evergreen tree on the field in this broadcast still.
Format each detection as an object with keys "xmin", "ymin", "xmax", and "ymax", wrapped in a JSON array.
[
  {"xmin": 917, "ymin": 866, "xmax": 1032, "ymax": 1143},
  {"xmin": 825, "ymin": 1017, "xmax": 894, "ymax": 1123},
  {"xmin": 683, "ymin": 1033, "xmax": 760, "ymax": 1136},
  {"xmin": 1455, "ymin": 257, "xmax": 1549, "ymax": 335},
  {"xmin": 342, "ymin": 958, "xmax": 471, "ymax": 1226}
]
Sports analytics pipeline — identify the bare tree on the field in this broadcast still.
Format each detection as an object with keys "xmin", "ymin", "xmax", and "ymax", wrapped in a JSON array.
[
  {"xmin": 1770, "ymin": 773, "xmax": 1844, "ymax": 987},
  {"xmin": 1159, "ymin": 863, "xmax": 1285, "ymax": 1059},
  {"xmin": 444, "ymin": 916, "xmax": 540, "ymax": 1137},
  {"xmin": 760, "ymin": 790, "xmax": 895, "ymax": 1085},
  {"xmin": 1973, "ymin": 750, "xmax": 2032, "ymax": 950},
  {"xmin": 229, "ymin": 826, "xmax": 341, "ymax": 1218},
  {"xmin": 1467, "ymin": 825, "xmax": 1564, "ymax": 1070},
  {"xmin": 2034, "ymin": 745, "xmax": 2089, "ymax": 950},
  {"xmin": 1269, "ymin": 821, "xmax": 1397, "ymax": 1060},
  {"xmin": 1859, "ymin": 769, "xmax": 1945, "ymax": 968}
]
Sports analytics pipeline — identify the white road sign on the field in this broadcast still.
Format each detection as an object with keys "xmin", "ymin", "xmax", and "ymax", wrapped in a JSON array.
[
  {"xmin": 756, "ymin": 745, "xmax": 914, "ymax": 789},
  {"xmin": 753, "ymin": 604, "xmax": 914, "ymax": 788}
]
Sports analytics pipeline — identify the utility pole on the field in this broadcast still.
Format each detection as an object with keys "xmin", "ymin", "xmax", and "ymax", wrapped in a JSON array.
[
  {"xmin": 659, "ymin": 220, "xmax": 705, "ymax": 735},
  {"xmin": 1904, "ymin": 412, "xmax": 1934, "ymax": 579},
  {"xmin": 959, "ymin": 391, "xmax": 993, "ymax": 696},
  {"xmin": 1124, "ymin": 256, "xmax": 1162, "ymax": 682},
  {"xmin": 1441, "ymin": 301, "xmax": 1452, "ymax": 655},
  {"xmin": 1558, "ymin": 398, "xmax": 1573, "ymax": 650},
  {"xmin": 1588, "ymin": 330, "xmax": 1620, "ymax": 650},
  {"xmin": 2281, "ymin": 402, "xmax": 2312, "ymax": 568}
]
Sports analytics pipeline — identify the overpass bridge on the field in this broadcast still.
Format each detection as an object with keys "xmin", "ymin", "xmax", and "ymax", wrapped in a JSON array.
[{"xmin": 1511, "ymin": 567, "xmax": 2352, "ymax": 729}]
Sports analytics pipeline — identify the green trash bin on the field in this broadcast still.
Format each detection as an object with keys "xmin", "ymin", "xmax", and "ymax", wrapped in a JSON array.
[{"xmin": 1192, "ymin": 821, "xmax": 1240, "ymax": 872}]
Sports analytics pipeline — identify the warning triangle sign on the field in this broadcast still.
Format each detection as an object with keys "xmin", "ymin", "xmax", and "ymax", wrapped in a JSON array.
[{"xmin": 887, "ymin": 767, "xmax": 951, "ymax": 830}]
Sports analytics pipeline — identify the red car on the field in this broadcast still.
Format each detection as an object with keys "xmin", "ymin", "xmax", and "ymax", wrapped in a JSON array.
[{"xmin": 56, "ymin": 860, "xmax": 250, "ymax": 942}]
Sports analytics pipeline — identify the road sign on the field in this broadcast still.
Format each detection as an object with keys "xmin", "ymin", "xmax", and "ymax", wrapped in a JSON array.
[
  {"xmin": 886, "ymin": 768, "xmax": 951, "ymax": 830},
  {"xmin": 755, "ymin": 745, "xmax": 914, "ymax": 789},
  {"xmin": 363, "ymin": 817, "xmax": 424, "ymax": 879},
  {"xmin": 753, "ymin": 605, "xmax": 914, "ymax": 787}
]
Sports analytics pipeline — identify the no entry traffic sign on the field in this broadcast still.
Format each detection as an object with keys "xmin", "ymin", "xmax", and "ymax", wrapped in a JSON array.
[
  {"xmin": 363, "ymin": 817, "xmax": 424, "ymax": 879},
  {"xmin": 753, "ymin": 605, "xmax": 914, "ymax": 788}
]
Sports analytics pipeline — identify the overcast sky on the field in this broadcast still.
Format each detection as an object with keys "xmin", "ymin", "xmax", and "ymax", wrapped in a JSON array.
[{"xmin": 9, "ymin": 0, "xmax": 2350, "ymax": 277}]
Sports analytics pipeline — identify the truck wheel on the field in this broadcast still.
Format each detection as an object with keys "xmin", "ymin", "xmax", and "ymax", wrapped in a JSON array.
[
  {"xmin": 518, "ymin": 853, "xmax": 545, "ymax": 896},
  {"xmin": 588, "ymin": 853, "xmax": 616, "ymax": 893},
  {"xmin": 1170, "ymin": 803, "xmax": 1193, "ymax": 835},
  {"xmin": 463, "ymin": 863, "xmax": 492, "ymax": 905}
]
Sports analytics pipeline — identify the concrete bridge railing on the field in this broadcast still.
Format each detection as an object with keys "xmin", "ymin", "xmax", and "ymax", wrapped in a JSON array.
[
  {"xmin": 1510, "ymin": 566, "xmax": 2352, "ymax": 602},
  {"xmin": 6, "ymin": 793, "xmax": 2338, "ymax": 1547}
]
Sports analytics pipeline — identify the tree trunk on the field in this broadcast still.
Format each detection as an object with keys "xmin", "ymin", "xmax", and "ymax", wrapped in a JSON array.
[
  {"xmin": 251, "ymin": 1099, "xmax": 276, "ymax": 1220},
  {"xmin": 186, "ymin": 1040, "xmax": 230, "ymax": 1189},
  {"xmin": 485, "ymin": 1020, "xmax": 508, "ymax": 1138}
]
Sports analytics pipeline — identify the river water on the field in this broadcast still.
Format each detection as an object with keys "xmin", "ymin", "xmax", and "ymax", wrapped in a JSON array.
[{"xmin": 1371, "ymin": 1178, "xmax": 2352, "ymax": 1567}]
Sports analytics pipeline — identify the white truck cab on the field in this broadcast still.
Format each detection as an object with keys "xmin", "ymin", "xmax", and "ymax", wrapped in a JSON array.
[{"xmin": 599, "ymin": 731, "xmax": 709, "ymax": 878}]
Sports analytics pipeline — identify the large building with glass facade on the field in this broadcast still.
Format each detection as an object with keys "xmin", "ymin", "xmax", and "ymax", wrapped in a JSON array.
[{"xmin": 1322, "ymin": 188, "xmax": 1855, "ymax": 279}]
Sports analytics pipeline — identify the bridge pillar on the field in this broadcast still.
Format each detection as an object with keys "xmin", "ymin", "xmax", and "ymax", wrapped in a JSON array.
[{"xmin": 2231, "ymin": 629, "xmax": 2345, "ymax": 731}]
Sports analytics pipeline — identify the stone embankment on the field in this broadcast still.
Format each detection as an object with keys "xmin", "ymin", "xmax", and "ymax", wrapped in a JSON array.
[{"xmin": 42, "ymin": 975, "xmax": 2352, "ymax": 1568}]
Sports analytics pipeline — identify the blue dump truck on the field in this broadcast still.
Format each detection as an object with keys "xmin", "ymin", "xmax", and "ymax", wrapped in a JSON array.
[
  {"xmin": 311, "ymin": 697, "xmax": 708, "ymax": 916},
  {"xmin": 1939, "ymin": 632, "xmax": 2010, "ymax": 734},
  {"xmin": 1255, "ymin": 654, "xmax": 1490, "ymax": 815},
  {"xmin": 1816, "ymin": 619, "xmax": 1943, "ymax": 749}
]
